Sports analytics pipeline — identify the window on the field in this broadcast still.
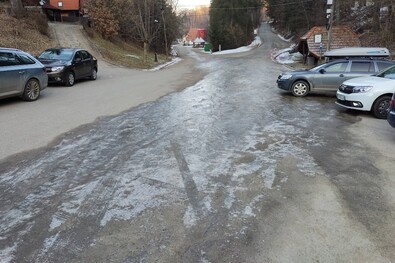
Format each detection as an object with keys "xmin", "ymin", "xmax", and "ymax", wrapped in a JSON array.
[
  {"xmin": 38, "ymin": 49, "xmax": 73, "ymax": 60},
  {"xmin": 80, "ymin": 50, "xmax": 91, "ymax": 60},
  {"xmin": 0, "ymin": 52, "xmax": 19, "ymax": 66},
  {"xmin": 58, "ymin": 1, "xmax": 63, "ymax": 7},
  {"xmin": 382, "ymin": 67, "xmax": 395, "ymax": 80},
  {"xmin": 74, "ymin": 52, "xmax": 82, "ymax": 61},
  {"xmin": 377, "ymin": 62, "xmax": 393, "ymax": 72},
  {"xmin": 350, "ymin": 62, "xmax": 374, "ymax": 73},
  {"xmin": 16, "ymin": 54, "xmax": 36, "ymax": 65},
  {"xmin": 324, "ymin": 62, "xmax": 348, "ymax": 73}
]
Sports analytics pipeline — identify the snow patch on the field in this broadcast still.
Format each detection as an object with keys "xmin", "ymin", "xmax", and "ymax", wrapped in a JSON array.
[{"xmin": 212, "ymin": 36, "xmax": 262, "ymax": 55}]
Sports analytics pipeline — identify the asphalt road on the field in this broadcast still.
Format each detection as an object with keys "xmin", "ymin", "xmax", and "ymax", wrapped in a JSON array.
[
  {"xmin": 0, "ymin": 23, "xmax": 205, "ymax": 160},
  {"xmin": 1, "ymin": 23, "xmax": 395, "ymax": 263}
]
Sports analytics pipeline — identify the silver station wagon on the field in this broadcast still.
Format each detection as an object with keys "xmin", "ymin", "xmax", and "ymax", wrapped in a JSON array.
[
  {"xmin": 0, "ymin": 47, "xmax": 48, "ymax": 101},
  {"xmin": 277, "ymin": 58, "xmax": 395, "ymax": 97}
]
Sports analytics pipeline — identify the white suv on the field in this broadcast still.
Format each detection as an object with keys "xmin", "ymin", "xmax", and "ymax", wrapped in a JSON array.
[{"xmin": 336, "ymin": 65, "xmax": 395, "ymax": 119}]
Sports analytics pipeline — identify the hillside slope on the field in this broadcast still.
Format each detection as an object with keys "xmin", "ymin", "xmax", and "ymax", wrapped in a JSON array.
[{"xmin": 0, "ymin": 12, "xmax": 54, "ymax": 55}]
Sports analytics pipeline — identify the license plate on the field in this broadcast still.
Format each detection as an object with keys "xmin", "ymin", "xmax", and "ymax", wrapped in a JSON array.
[{"xmin": 337, "ymin": 94, "xmax": 345, "ymax": 101}]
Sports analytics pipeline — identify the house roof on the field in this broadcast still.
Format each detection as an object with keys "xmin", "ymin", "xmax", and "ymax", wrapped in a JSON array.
[
  {"xmin": 185, "ymin": 28, "xmax": 206, "ymax": 42},
  {"xmin": 299, "ymin": 25, "xmax": 361, "ymax": 58}
]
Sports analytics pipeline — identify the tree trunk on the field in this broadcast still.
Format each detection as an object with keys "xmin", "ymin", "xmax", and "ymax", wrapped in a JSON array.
[
  {"xmin": 10, "ymin": 0, "xmax": 25, "ymax": 18},
  {"xmin": 161, "ymin": 10, "xmax": 168, "ymax": 57},
  {"xmin": 372, "ymin": 2, "xmax": 381, "ymax": 31},
  {"xmin": 143, "ymin": 41, "xmax": 148, "ymax": 63}
]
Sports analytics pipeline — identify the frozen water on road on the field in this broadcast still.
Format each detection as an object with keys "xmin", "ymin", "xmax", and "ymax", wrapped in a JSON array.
[
  {"xmin": 0, "ymin": 51, "xmax": 339, "ymax": 262},
  {"xmin": 2, "ymin": 24, "xmax": 385, "ymax": 263}
]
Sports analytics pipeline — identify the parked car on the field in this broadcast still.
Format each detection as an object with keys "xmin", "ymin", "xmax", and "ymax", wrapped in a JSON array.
[
  {"xmin": 0, "ymin": 47, "xmax": 47, "ymax": 101},
  {"xmin": 37, "ymin": 48, "xmax": 98, "ymax": 86},
  {"xmin": 277, "ymin": 58, "xmax": 395, "ymax": 97},
  {"xmin": 336, "ymin": 65, "xmax": 395, "ymax": 119},
  {"xmin": 387, "ymin": 92, "xmax": 395, "ymax": 127}
]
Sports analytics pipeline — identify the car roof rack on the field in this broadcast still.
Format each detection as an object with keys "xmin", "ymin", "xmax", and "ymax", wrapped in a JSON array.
[{"xmin": 324, "ymin": 47, "xmax": 390, "ymax": 59}]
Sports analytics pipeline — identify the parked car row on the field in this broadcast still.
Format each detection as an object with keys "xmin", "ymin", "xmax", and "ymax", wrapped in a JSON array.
[
  {"xmin": 277, "ymin": 57, "xmax": 395, "ymax": 128},
  {"xmin": 0, "ymin": 47, "xmax": 98, "ymax": 101}
]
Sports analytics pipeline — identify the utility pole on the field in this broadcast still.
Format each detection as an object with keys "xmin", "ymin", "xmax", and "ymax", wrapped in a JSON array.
[{"xmin": 326, "ymin": 0, "xmax": 335, "ymax": 51}]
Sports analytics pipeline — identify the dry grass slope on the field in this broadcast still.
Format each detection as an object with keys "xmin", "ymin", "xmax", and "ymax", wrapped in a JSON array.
[
  {"xmin": 0, "ymin": 6, "xmax": 168, "ymax": 69},
  {"xmin": 0, "ymin": 12, "xmax": 55, "ymax": 55}
]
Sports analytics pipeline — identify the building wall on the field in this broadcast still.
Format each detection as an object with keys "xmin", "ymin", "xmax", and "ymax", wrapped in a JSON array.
[{"xmin": 48, "ymin": 0, "xmax": 79, "ymax": 10}]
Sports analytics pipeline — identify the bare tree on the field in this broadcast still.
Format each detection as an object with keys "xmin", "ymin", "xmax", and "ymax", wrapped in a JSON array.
[
  {"xmin": 88, "ymin": 0, "xmax": 120, "ymax": 39},
  {"xmin": 129, "ymin": 0, "xmax": 161, "ymax": 62}
]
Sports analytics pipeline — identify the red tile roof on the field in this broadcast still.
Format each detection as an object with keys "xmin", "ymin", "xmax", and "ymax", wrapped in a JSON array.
[
  {"xmin": 186, "ymin": 28, "xmax": 206, "ymax": 42},
  {"xmin": 300, "ymin": 25, "xmax": 361, "ymax": 58}
]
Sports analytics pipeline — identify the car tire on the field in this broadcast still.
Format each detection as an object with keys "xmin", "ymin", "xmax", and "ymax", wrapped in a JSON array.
[
  {"xmin": 90, "ymin": 68, "xmax": 97, "ymax": 80},
  {"xmin": 372, "ymin": 95, "xmax": 391, "ymax": 119},
  {"xmin": 291, "ymin": 80, "xmax": 309, "ymax": 97},
  {"xmin": 65, "ymin": 71, "xmax": 75, "ymax": 86},
  {"xmin": 22, "ymin": 79, "xmax": 40, "ymax": 101}
]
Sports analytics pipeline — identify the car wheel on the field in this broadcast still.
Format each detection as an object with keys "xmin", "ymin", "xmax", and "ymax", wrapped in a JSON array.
[
  {"xmin": 90, "ymin": 68, "xmax": 97, "ymax": 80},
  {"xmin": 372, "ymin": 95, "xmax": 391, "ymax": 119},
  {"xmin": 65, "ymin": 71, "xmax": 75, "ymax": 86},
  {"xmin": 22, "ymin": 79, "xmax": 40, "ymax": 101},
  {"xmin": 291, "ymin": 81, "xmax": 309, "ymax": 97}
]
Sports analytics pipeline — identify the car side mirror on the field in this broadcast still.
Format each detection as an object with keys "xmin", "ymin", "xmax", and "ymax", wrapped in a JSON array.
[
  {"xmin": 75, "ymin": 57, "xmax": 82, "ymax": 63},
  {"xmin": 319, "ymin": 68, "xmax": 326, "ymax": 74}
]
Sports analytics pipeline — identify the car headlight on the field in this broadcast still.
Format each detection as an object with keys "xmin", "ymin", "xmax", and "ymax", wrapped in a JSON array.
[
  {"xmin": 280, "ymin": 74, "xmax": 292, "ymax": 80},
  {"xmin": 51, "ymin": 66, "xmax": 65, "ymax": 73},
  {"xmin": 352, "ymin": 86, "xmax": 373, "ymax": 93}
]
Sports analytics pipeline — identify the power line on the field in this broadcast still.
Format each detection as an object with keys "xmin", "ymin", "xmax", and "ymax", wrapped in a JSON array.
[{"xmin": 265, "ymin": 0, "xmax": 315, "ymax": 7}]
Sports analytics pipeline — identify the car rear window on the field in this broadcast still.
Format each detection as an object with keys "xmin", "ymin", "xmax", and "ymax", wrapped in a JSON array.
[
  {"xmin": 17, "ymin": 54, "xmax": 36, "ymax": 65},
  {"xmin": 350, "ymin": 62, "xmax": 374, "ymax": 73}
]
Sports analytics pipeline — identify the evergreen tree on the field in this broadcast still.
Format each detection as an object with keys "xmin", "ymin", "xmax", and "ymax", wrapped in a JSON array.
[
  {"xmin": 209, "ymin": 0, "xmax": 263, "ymax": 52},
  {"xmin": 266, "ymin": 0, "xmax": 325, "ymax": 36}
]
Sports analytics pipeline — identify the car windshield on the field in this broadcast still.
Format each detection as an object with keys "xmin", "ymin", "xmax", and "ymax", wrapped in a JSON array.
[
  {"xmin": 38, "ymin": 49, "xmax": 74, "ymax": 60},
  {"xmin": 376, "ymin": 65, "xmax": 395, "ymax": 79}
]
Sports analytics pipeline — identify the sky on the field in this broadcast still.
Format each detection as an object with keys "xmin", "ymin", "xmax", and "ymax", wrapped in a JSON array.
[{"xmin": 177, "ymin": 0, "xmax": 211, "ymax": 9}]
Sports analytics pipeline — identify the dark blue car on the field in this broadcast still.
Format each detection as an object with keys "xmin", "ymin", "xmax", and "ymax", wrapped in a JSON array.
[{"xmin": 388, "ymin": 92, "xmax": 395, "ymax": 128}]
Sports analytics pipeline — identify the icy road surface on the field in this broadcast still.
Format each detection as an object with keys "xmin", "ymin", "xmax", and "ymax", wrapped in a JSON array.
[{"xmin": 1, "ymin": 23, "xmax": 395, "ymax": 262}]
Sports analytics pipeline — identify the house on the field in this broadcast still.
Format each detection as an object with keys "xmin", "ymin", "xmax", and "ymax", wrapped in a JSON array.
[
  {"xmin": 297, "ymin": 25, "xmax": 361, "ymax": 64},
  {"xmin": 184, "ymin": 28, "xmax": 206, "ymax": 45},
  {"xmin": 42, "ymin": 0, "xmax": 82, "ymax": 22}
]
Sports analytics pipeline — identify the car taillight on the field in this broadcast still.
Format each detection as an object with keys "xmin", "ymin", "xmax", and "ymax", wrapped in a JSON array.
[
  {"xmin": 390, "ymin": 96, "xmax": 395, "ymax": 109},
  {"xmin": 42, "ymin": 67, "xmax": 46, "ymax": 72}
]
